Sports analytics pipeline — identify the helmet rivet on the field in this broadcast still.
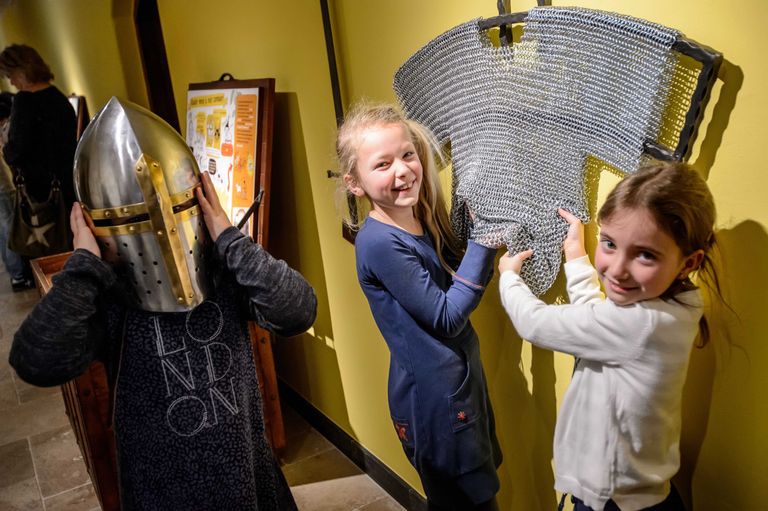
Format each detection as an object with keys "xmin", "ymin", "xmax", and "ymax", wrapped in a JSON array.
[
  {"xmin": 136, "ymin": 165, "xmax": 142, "ymax": 172},
  {"xmin": 152, "ymin": 162, "xmax": 159, "ymax": 168},
  {"xmin": 177, "ymin": 297, "xmax": 184, "ymax": 303},
  {"xmin": 185, "ymin": 192, "xmax": 191, "ymax": 198},
  {"xmin": 157, "ymin": 230, "xmax": 164, "ymax": 236},
  {"xmin": 171, "ymin": 228, "xmax": 177, "ymax": 233},
  {"xmin": 128, "ymin": 226, "xmax": 135, "ymax": 232},
  {"xmin": 105, "ymin": 211, "xmax": 111, "ymax": 217},
  {"xmin": 122, "ymin": 207, "xmax": 129, "ymax": 213},
  {"xmin": 188, "ymin": 293, "xmax": 194, "ymax": 298}
]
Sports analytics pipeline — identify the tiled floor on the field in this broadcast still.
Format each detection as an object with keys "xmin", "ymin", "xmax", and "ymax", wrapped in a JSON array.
[
  {"xmin": 0, "ymin": 268, "xmax": 98, "ymax": 511},
  {"xmin": 0, "ymin": 261, "xmax": 405, "ymax": 511},
  {"xmin": 280, "ymin": 405, "xmax": 405, "ymax": 511}
]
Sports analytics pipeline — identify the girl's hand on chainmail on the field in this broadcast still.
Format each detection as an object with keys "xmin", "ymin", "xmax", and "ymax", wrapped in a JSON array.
[
  {"xmin": 498, "ymin": 249, "xmax": 533, "ymax": 275},
  {"xmin": 558, "ymin": 208, "xmax": 587, "ymax": 261}
]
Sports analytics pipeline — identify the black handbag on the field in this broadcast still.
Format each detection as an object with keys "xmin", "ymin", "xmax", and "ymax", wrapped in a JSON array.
[{"xmin": 8, "ymin": 173, "xmax": 72, "ymax": 258}]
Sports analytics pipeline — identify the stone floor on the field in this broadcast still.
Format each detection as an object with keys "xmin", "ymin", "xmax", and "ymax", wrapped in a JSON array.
[
  {"xmin": 0, "ymin": 261, "xmax": 405, "ymax": 511},
  {"xmin": 280, "ymin": 405, "xmax": 405, "ymax": 511}
]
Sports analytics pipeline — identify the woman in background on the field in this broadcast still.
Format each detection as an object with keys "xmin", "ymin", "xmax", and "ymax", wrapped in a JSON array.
[{"xmin": 0, "ymin": 44, "xmax": 77, "ymax": 208}]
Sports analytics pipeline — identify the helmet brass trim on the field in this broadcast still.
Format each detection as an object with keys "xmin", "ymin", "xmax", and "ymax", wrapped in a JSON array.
[
  {"xmin": 135, "ymin": 154, "xmax": 198, "ymax": 307},
  {"xmin": 86, "ymin": 202, "xmax": 147, "ymax": 220},
  {"xmin": 85, "ymin": 185, "xmax": 200, "ymax": 221},
  {"xmin": 170, "ymin": 187, "xmax": 199, "ymax": 206},
  {"xmin": 90, "ymin": 205, "xmax": 201, "ymax": 237}
]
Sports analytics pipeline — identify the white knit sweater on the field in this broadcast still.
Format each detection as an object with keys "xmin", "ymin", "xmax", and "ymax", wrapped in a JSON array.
[{"xmin": 499, "ymin": 256, "xmax": 702, "ymax": 511}]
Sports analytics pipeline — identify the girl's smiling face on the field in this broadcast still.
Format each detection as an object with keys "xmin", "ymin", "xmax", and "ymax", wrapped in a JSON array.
[
  {"xmin": 345, "ymin": 123, "xmax": 422, "ymax": 222},
  {"xmin": 595, "ymin": 207, "xmax": 702, "ymax": 306}
]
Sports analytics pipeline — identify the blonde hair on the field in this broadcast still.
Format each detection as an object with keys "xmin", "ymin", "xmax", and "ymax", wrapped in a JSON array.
[
  {"xmin": 336, "ymin": 102, "xmax": 462, "ymax": 271},
  {"xmin": 598, "ymin": 160, "xmax": 721, "ymax": 345}
]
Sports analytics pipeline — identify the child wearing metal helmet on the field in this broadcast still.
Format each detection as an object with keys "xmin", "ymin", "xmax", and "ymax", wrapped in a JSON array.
[{"xmin": 10, "ymin": 103, "xmax": 317, "ymax": 510}]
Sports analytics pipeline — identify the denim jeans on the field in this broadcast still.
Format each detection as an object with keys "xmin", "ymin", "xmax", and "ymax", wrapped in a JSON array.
[{"xmin": 0, "ymin": 189, "xmax": 26, "ymax": 280}]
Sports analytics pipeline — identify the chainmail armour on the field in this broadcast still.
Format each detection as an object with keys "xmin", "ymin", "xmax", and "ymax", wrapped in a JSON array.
[{"xmin": 394, "ymin": 7, "xmax": 679, "ymax": 295}]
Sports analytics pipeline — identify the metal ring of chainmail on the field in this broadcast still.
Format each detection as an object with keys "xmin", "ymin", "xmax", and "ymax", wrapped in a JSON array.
[{"xmin": 394, "ymin": 6, "xmax": 679, "ymax": 295}]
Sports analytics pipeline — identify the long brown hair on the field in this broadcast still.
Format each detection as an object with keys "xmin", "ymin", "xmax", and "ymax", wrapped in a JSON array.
[
  {"xmin": 0, "ymin": 44, "xmax": 54, "ymax": 83},
  {"xmin": 336, "ymin": 102, "xmax": 462, "ymax": 272},
  {"xmin": 598, "ymin": 160, "xmax": 721, "ymax": 345}
]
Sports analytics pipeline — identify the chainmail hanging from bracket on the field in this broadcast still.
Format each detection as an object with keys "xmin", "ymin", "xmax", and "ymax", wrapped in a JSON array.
[{"xmin": 394, "ymin": 7, "xmax": 679, "ymax": 295}]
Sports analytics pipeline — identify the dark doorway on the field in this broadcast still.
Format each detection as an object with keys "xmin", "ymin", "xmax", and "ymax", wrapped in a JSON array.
[{"xmin": 134, "ymin": 0, "xmax": 179, "ymax": 132}]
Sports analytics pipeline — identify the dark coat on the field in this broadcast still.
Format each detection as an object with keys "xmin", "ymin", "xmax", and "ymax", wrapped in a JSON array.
[
  {"xmin": 10, "ymin": 227, "xmax": 317, "ymax": 510},
  {"xmin": 3, "ymin": 85, "xmax": 77, "ymax": 206}
]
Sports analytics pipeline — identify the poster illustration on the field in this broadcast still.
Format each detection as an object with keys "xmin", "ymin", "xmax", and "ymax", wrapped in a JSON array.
[{"xmin": 186, "ymin": 87, "xmax": 260, "ymax": 234}]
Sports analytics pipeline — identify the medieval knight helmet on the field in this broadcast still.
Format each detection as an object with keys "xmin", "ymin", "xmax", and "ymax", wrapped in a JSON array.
[{"xmin": 74, "ymin": 97, "xmax": 212, "ymax": 312}]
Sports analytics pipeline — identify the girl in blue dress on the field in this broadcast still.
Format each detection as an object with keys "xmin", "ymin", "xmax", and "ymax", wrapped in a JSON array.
[{"xmin": 337, "ymin": 103, "xmax": 502, "ymax": 511}]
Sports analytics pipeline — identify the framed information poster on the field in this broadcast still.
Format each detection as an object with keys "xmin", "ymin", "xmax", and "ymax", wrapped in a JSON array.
[{"xmin": 186, "ymin": 77, "xmax": 275, "ymax": 247}]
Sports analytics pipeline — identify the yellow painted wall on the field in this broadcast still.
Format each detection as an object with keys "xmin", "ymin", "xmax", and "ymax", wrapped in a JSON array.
[
  {"xmin": 327, "ymin": 1, "xmax": 768, "ymax": 510},
  {"xmin": 1, "ymin": 1, "xmax": 766, "ymax": 510},
  {"xmin": 0, "ymin": 0, "xmax": 147, "ymax": 113}
]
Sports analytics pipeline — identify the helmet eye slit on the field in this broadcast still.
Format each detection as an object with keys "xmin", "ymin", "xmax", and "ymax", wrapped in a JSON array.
[
  {"xmin": 90, "ymin": 197, "xmax": 198, "ymax": 227},
  {"xmin": 172, "ymin": 197, "xmax": 198, "ymax": 214},
  {"xmin": 93, "ymin": 213, "xmax": 151, "ymax": 227}
]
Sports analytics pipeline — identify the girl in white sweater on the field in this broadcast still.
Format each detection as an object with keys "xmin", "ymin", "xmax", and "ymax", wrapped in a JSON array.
[{"xmin": 498, "ymin": 161, "xmax": 720, "ymax": 511}]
